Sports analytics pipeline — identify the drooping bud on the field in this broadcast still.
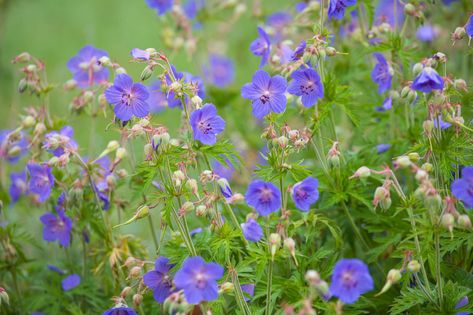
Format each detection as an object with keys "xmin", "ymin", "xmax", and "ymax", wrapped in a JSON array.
[
  {"xmin": 0, "ymin": 287, "xmax": 9, "ymax": 306},
  {"xmin": 140, "ymin": 65, "xmax": 154, "ymax": 81},
  {"xmin": 21, "ymin": 115, "xmax": 36, "ymax": 128},
  {"xmin": 408, "ymin": 152, "xmax": 420, "ymax": 163},
  {"xmin": 350, "ymin": 166, "xmax": 371, "ymax": 179},
  {"xmin": 113, "ymin": 205, "xmax": 150, "ymax": 229},
  {"xmin": 144, "ymin": 143, "xmax": 154, "ymax": 158},
  {"xmin": 276, "ymin": 136, "xmax": 289, "ymax": 148},
  {"xmin": 407, "ymin": 260, "xmax": 421, "ymax": 273},
  {"xmin": 305, "ymin": 270, "xmax": 321, "ymax": 286},
  {"xmin": 325, "ymin": 47, "xmax": 337, "ymax": 57},
  {"xmin": 195, "ymin": 205, "xmax": 207, "ymax": 216},
  {"xmin": 191, "ymin": 95, "xmax": 202, "ymax": 108},
  {"xmin": 395, "ymin": 156, "xmax": 411, "ymax": 168},
  {"xmin": 457, "ymin": 214, "xmax": 472, "ymax": 229},
  {"xmin": 133, "ymin": 293, "xmax": 143, "ymax": 306},
  {"xmin": 452, "ymin": 27, "xmax": 466, "ymax": 41},
  {"xmin": 121, "ymin": 286, "xmax": 132, "ymax": 298},
  {"xmin": 421, "ymin": 163, "xmax": 433, "ymax": 172},
  {"xmin": 412, "ymin": 63, "xmax": 424, "ymax": 76},
  {"xmin": 376, "ymin": 269, "xmax": 402, "ymax": 296},
  {"xmin": 404, "ymin": 3, "xmax": 416, "ymax": 16},
  {"xmin": 116, "ymin": 147, "xmax": 127, "ymax": 160},
  {"xmin": 415, "ymin": 169, "xmax": 428, "ymax": 182},
  {"xmin": 441, "ymin": 213, "xmax": 455, "ymax": 234},
  {"xmin": 284, "ymin": 237, "xmax": 298, "ymax": 266},
  {"xmin": 269, "ymin": 233, "xmax": 281, "ymax": 260},
  {"xmin": 454, "ymin": 79, "xmax": 467, "ymax": 91},
  {"xmin": 186, "ymin": 178, "xmax": 199, "ymax": 197},
  {"xmin": 181, "ymin": 201, "xmax": 194, "ymax": 214},
  {"xmin": 129, "ymin": 266, "xmax": 142, "ymax": 278},
  {"xmin": 220, "ymin": 282, "xmax": 234, "ymax": 293},
  {"xmin": 172, "ymin": 170, "xmax": 186, "ymax": 187}
]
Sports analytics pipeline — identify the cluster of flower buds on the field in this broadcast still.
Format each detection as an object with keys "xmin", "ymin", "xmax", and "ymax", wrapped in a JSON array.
[
  {"xmin": 373, "ymin": 182, "xmax": 392, "ymax": 211},
  {"xmin": 163, "ymin": 291, "xmax": 191, "ymax": 315},
  {"xmin": 440, "ymin": 197, "xmax": 472, "ymax": 237},
  {"xmin": 12, "ymin": 53, "xmax": 48, "ymax": 96},
  {"xmin": 265, "ymin": 124, "xmax": 311, "ymax": 151}
]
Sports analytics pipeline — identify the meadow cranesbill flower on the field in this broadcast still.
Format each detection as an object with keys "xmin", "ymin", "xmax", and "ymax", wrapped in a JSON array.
[
  {"xmin": 203, "ymin": 54, "xmax": 235, "ymax": 88},
  {"xmin": 27, "ymin": 163, "xmax": 54, "ymax": 203},
  {"xmin": 143, "ymin": 256, "xmax": 175, "ymax": 303},
  {"xmin": 416, "ymin": 25, "xmax": 438, "ymax": 42},
  {"xmin": 287, "ymin": 67, "xmax": 324, "ymax": 108},
  {"xmin": 433, "ymin": 115, "xmax": 451, "ymax": 130},
  {"xmin": 241, "ymin": 70, "xmax": 287, "ymax": 119},
  {"xmin": 328, "ymin": 0, "xmax": 357, "ymax": 20},
  {"xmin": 250, "ymin": 27, "xmax": 271, "ymax": 67},
  {"xmin": 9, "ymin": 171, "xmax": 27, "ymax": 204},
  {"xmin": 189, "ymin": 103, "xmax": 225, "ymax": 145},
  {"xmin": 291, "ymin": 40, "xmax": 306, "ymax": 61},
  {"xmin": 40, "ymin": 207, "xmax": 73, "ymax": 247},
  {"xmin": 292, "ymin": 177, "xmax": 320, "ymax": 211},
  {"xmin": 147, "ymin": 81, "xmax": 168, "ymax": 113},
  {"xmin": 212, "ymin": 158, "xmax": 235, "ymax": 180},
  {"xmin": 371, "ymin": 53, "xmax": 392, "ymax": 94},
  {"xmin": 375, "ymin": 97, "xmax": 392, "ymax": 112},
  {"xmin": 455, "ymin": 296, "xmax": 470, "ymax": 315},
  {"xmin": 412, "ymin": 67, "xmax": 444, "ymax": 93},
  {"xmin": 266, "ymin": 12, "xmax": 292, "ymax": 42},
  {"xmin": 130, "ymin": 48, "xmax": 150, "ymax": 60},
  {"xmin": 105, "ymin": 74, "xmax": 150, "ymax": 121},
  {"xmin": 0, "ymin": 130, "xmax": 28, "ymax": 163},
  {"xmin": 62, "ymin": 274, "xmax": 80, "ymax": 291},
  {"xmin": 67, "ymin": 45, "xmax": 109, "ymax": 88},
  {"xmin": 44, "ymin": 126, "xmax": 78, "ymax": 157},
  {"xmin": 145, "ymin": 0, "xmax": 173, "ymax": 16},
  {"xmin": 245, "ymin": 180, "xmax": 281, "ymax": 216},
  {"xmin": 103, "ymin": 305, "xmax": 137, "ymax": 315},
  {"xmin": 241, "ymin": 218, "xmax": 263, "ymax": 242},
  {"xmin": 375, "ymin": 0, "xmax": 403, "ymax": 27},
  {"xmin": 174, "ymin": 256, "xmax": 224, "ymax": 304},
  {"xmin": 329, "ymin": 258, "xmax": 374, "ymax": 304},
  {"xmin": 241, "ymin": 284, "xmax": 255, "ymax": 301},
  {"xmin": 452, "ymin": 167, "xmax": 473, "ymax": 209},
  {"xmin": 466, "ymin": 15, "xmax": 473, "ymax": 38},
  {"xmin": 376, "ymin": 143, "xmax": 391, "ymax": 154}
]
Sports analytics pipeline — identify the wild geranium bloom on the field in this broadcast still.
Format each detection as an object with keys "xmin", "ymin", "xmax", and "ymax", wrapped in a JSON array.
[
  {"xmin": 292, "ymin": 177, "xmax": 320, "ymax": 211},
  {"xmin": 0, "ymin": 130, "xmax": 28, "ymax": 163},
  {"xmin": 27, "ymin": 163, "xmax": 54, "ymax": 203},
  {"xmin": 67, "ymin": 45, "xmax": 109, "ymax": 88},
  {"xmin": 143, "ymin": 256, "xmax": 175, "ymax": 303},
  {"xmin": 212, "ymin": 158, "xmax": 235, "ymax": 181},
  {"xmin": 40, "ymin": 208, "xmax": 73, "ymax": 247},
  {"xmin": 130, "ymin": 48, "xmax": 150, "ymax": 60},
  {"xmin": 145, "ymin": 0, "xmax": 173, "ymax": 15},
  {"xmin": 375, "ymin": 0, "xmax": 403, "ymax": 27},
  {"xmin": 328, "ymin": 0, "xmax": 357, "ymax": 20},
  {"xmin": 250, "ymin": 27, "xmax": 271, "ymax": 67},
  {"xmin": 174, "ymin": 256, "xmax": 224, "ymax": 304},
  {"xmin": 412, "ymin": 67, "xmax": 444, "ymax": 93},
  {"xmin": 452, "ymin": 167, "xmax": 473, "ymax": 209},
  {"xmin": 103, "ymin": 306, "xmax": 137, "ymax": 315},
  {"xmin": 288, "ymin": 67, "xmax": 324, "ymax": 107},
  {"xmin": 329, "ymin": 258, "xmax": 374, "ymax": 304},
  {"xmin": 44, "ymin": 126, "xmax": 78, "ymax": 157},
  {"xmin": 371, "ymin": 53, "xmax": 392, "ymax": 94},
  {"xmin": 433, "ymin": 115, "xmax": 451, "ymax": 130},
  {"xmin": 189, "ymin": 104, "xmax": 225, "ymax": 145},
  {"xmin": 9, "ymin": 171, "xmax": 27, "ymax": 204},
  {"xmin": 147, "ymin": 81, "xmax": 168, "ymax": 113},
  {"xmin": 291, "ymin": 40, "xmax": 306, "ymax": 61},
  {"xmin": 241, "ymin": 70, "xmax": 287, "ymax": 119},
  {"xmin": 245, "ymin": 180, "xmax": 281, "ymax": 216},
  {"xmin": 204, "ymin": 54, "xmax": 235, "ymax": 88},
  {"xmin": 241, "ymin": 218, "xmax": 263, "ymax": 242},
  {"xmin": 105, "ymin": 74, "xmax": 150, "ymax": 121},
  {"xmin": 416, "ymin": 25, "xmax": 438, "ymax": 42},
  {"xmin": 62, "ymin": 274, "xmax": 81, "ymax": 291},
  {"xmin": 376, "ymin": 143, "xmax": 391, "ymax": 154},
  {"xmin": 455, "ymin": 296, "xmax": 470, "ymax": 315},
  {"xmin": 241, "ymin": 284, "xmax": 255, "ymax": 301},
  {"xmin": 466, "ymin": 15, "xmax": 473, "ymax": 37}
]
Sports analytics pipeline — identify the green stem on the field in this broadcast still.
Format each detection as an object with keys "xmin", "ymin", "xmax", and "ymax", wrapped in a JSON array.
[
  {"xmin": 265, "ymin": 260, "xmax": 274, "ymax": 315},
  {"xmin": 148, "ymin": 215, "xmax": 159, "ymax": 252},
  {"xmin": 435, "ymin": 232, "xmax": 443, "ymax": 307}
]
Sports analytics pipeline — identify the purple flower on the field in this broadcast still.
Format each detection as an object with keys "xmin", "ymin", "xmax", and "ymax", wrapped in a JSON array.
[
  {"xmin": 105, "ymin": 74, "xmax": 150, "ymax": 121},
  {"xmin": 44, "ymin": 126, "xmax": 78, "ymax": 157},
  {"xmin": 295, "ymin": 2, "xmax": 308, "ymax": 12},
  {"xmin": 241, "ymin": 284, "xmax": 255, "ymax": 301},
  {"xmin": 67, "ymin": 45, "xmax": 109, "ymax": 88},
  {"xmin": 376, "ymin": 143, "xmax": 391, "ymax": 154},
  {"xmin": 328, "ymin": 0, "xmax": 357, "ymax": 20},
  {"xmin": 291, "ymin": 41, "xmax": 306, "ymax": 61},
  {"xmin": 204, "ymin": 54, "xmax": 235, "ymax": 88},
  {"xmin": 185, "ymin": 72, "xmax": 206, "ymax": 100},
  {"xmin": 241, "ymin": 70, "xmax": 287, "ymax": 119},
  {"xmin": 9, "ymin": 171, "xmax": 27, "ymax": 204},
  {"xmin": 292, "ymin": 177, "xmax": 319, "ymax": 211},
  {"xmin": 375, "ymin": 97, "xmax": 392, "ymax": 112},
  {"xmin": 375, "ymin": 0, "xmax": 404, "ymax": 27},
  {"xmin": 329, "ymin": 258, "xmax": 374, "ymax": 304},
  {"xmin": 145, "ymin": 0, "xmax": 173, "ymax": 15},
  {"xmin": 466, "ymin": 15, "xmax": 473, "ymax": 38},
  {"xmin": 371, "ymin": 53, "xmax": 392, "ymax": 94},
  {"xmin": 266, "ymin": 12, "xmax": 292, "ymax": 41},
  {"xmin": 250, "ymin": 27, "xmax": 271, "ymax": 67},
  {"xmin": 174, "ymin": 256, "xmax": 224, "ymax": 304},
  {"xmin": 103, "ymin": 306, "xmax": 137, "ymax": 315},
  {"xmin": 455, "ymin": 296, "xmax": 470, "ymax": 315},
  {"xmin": 0, "ymin": 130, "xmax": 28, "ymax": 163},
  {"xmin": 40, "ymin": 208, "xmax": 73, "ymax": 247},
  {"xmin": 147, "ymin": 81, "xmax": 168, "ymax": 113},
  {"xmin": 212, "ymin": 158, "xmax": 235, "ymax": 181},
  {"xmin": 48, "ymin": 264, "xmax": 65, "ymax": 274},
  {"xmin": 433, "ymin": 115, "xmax": 451, "ymax": 130},
  {"xmin": 27, "ymin": 163, "xmax": 54, "ymax": 203},
  {"xmin": 62, "ymin": 274, "xmax": 81, "ymax": 291},
  {"xmin": 241, "ymin": 218, "xmax": 263, "ymax": 242},
  {"xmin": 130, "ymin": 48, "xmax": 150, "ymax": 60},
  {"xmin": 245, "ymin": 180, "xmax": 281, "ymax": 216},
  {"xmin": 190, "ymin": 227, "xmax": 203, "ymax": 236},
  {"xmin": 165, "ymin": 65, "xmax": 185, "ymax": 108},
  {"xmin": 218, "ymin": 178, "xmax": 233, "ymax": 198},
  {"xmin": 416, "ymin": 24, "xmax": 438, "ymax": 42},
  {"xmin": 143, "ymin": 257, "xmax": 175, "ymax": 303},
  {"xmin": 189, "ymin": 104, "xmax": 225, "ymax": 145},
  {"xmin": 184, "ymin": 0, "xmax": 205, "ymax": 20},
  {"xmin": 412, "ymin": 67, "xmax": 444, "ymax": 93},
  {"xmin": 452, "ymin": 167, "xmax": 473, "ymax": 209},
  {"xmin": 288, "ymin": 67, "xmax": 324, "ymax": 108}
]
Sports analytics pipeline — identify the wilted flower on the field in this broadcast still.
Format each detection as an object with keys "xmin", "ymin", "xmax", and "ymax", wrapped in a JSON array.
[
  {"xmin": 245, "ymin": 180, "xmax": 281, "ymax": 216},
  {"xmin": 241, "ymin": 70, "xmax": 287, "ymax": 119},
  {"xmin": 189, "ymin": 104, "xmax": 225, "ymax": 145},
  {"xmin": 105, "ymin": 74, "xmax": 150, "ymax": 121},
  {"xmin": 371, "ymin": 53, "xmax": 392, "ymax": 94},
  {"xmin": 241, "ymin": 218, "xmax": 263, "ymax": 242},
  {"xmin": 329, "ymin": 258, "xmax": 374, "ymax": 304},
  {"xmin": 411, "ymin": 67, "xmax": 444, "ymax": 93},
  {"xmin": 143, "ymin": 256, "xmax": 175, "ymax": 303},
  {"xmin": 292, "ymin": 177, "xmax": 319, "ymax": 211},
  {"xmin": 287, "ymin": 67, "xmax": 324, "ymax": 108},
  {"xmin": 62, "ymin": 274, "xmax": 81, "ymax": 291},
  {"xmin": 250, "ymin": 27, "xmax": 271, "ymax": 68},
  {"xmin": 67, "ymin": 45, "xmax": 109, "ymax": 88},
  {"xmin": 28, "ymin": 163, "xmax": 54, "ymax": 203},
  {"xmin": 174, "ymin": 256, "xmax": 224, "ymax": 304},
  {"xmin": 452, "ymin": 167, "xmax": 473, "ymax": 209}
]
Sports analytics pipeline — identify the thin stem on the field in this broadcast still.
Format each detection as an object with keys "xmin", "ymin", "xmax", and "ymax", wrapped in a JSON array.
[
  {"xmin": 265, "ymin": 260, "xmax": 274, "ymax": 315},
  {"xmin": 435, "ymin": 232, "xmax": 443, "ymax": 307},
  {"xmin": 148, "ymin": 215, "xmax": 159, "ymax": 252}
]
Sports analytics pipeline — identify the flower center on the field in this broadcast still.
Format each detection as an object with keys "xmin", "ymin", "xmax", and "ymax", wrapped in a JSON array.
[
  {"xmin": 260, "ymin": 91, "xmax": 271, "ymax": 104},
  {"xmin": 259, "ymin": 187, "xmax": 273, "ymax": 203},
  {"xmin": 301, "ymin": 81, "xmax": 315, "ymax": 95},
  {"xmin": 198, "ymin": 120, "xmax": 212, "ymax": 134},
  {"xmin": 195, "ymin": 272, "xmax": 206, "ymax": 289},
  {"xmin": 295, "ymin": 188, "xmax": 308, "ymax": 200},
  {"xmin": 341, "ymin": 271, "xmax": 357, "ymax": 288},
  {"xmin": 121, "ymin": 93, "xmax": 133, "ymax": 106}
]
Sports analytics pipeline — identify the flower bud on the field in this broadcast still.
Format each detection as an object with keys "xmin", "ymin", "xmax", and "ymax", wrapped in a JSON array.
[
  {"xmin": 124, "ymin": 257, "xmax": 137, "ymax": 267},
  {"xmin": 48, "ymin": 156, "xmax": 59, "ymax": 167},
  {"xmin": 64, "ymin": 79, "xmax": 77, "ymax": 90},
  {"xmin": 407, "ymin": 260, "xmax": 421, "ymax": 273},
  {"xmin": 328, "ymin": 154, "xmax": 340, "ymax": 168},
  {"xmin": 305, "ymin": 270, "xmax": 321, "ymax": 286},
  {"xmin": 425, "ymin": 194, "xmax": 442, "ymax": 210},
  {"xmin": 116, "ymin": 147, "xmax": 127, "ymax": 160},
  {"xmin": 217, "ymin": 178, "xmax": 232, "ymax": 198},
  {"xmin": 181, "ymin": 201, "xmax": 194, "ymax": 213},
  {"xmin": 186, "ymin": 178, "xmax": 199, "ymax": 197},
  {"xmin": 412, "ymin": 63, "xmax": 423, "ymax": 76},
  {"xmin": 34, "ymin": 122, "xmax": 46, "ymax": 135},
  {"xmin": 441, "ymin": 213, "xmax": 455, "ymax": 233},
  {"xmin": 220, "ymin": 282, "xmax": 234, "ymax": 293},
  {"xmin": 144, "ymin": 143, "xmax": 154, "ymax": 157},
  {"xmin": 401, "ymin": 86, "xmax": 410, "ymax": 98},
  {"xmin": 115, "ymin": 67, "xmax": 127, "ymax": 74},
  {"xmin": 121, "ymin": 286, "xmax": 132, "ymax": 298},
  {"xmin": 452, "ymin": 27, "xmax": 466, "ymax": 41},
  {"xmin": 129, "ymin": 266, "xmax": 142, "ymax": 278},
  {"xmin": 173, "ymin": 170, "xmax": 186, "ymax": 187},
  {"xmin": 191, "ymin": 95, "xmax": 202, "ymax": 108},
  {"xmin": 377, "ymin": 269, "xmax": 402, "ymax": 296},
  {"xmin": 407, "ymin": 90, "xmax": 417, "ymax": 103},
  {"xmin": 276, "ymin": 136, "xmax": 289, "ymax": 148},
  {"xmin": 351, "ymin": 166, "xmax": 371, "ymax": 179},
  {"xmin": 140, "ymin": 65, "xmax": 154, "ymax": 81},
  {"xmin": 107, "ymin": 140, "xmax": 120, "ymax": 151},
  {"xmin": 326, "ymin": 47, "xmax": 337, "ymax": 57},
  {"xmin": 196, "ymin": 205, "xmax": 207, "ymax": 216},
  {"xmin": 389, "ymin": 90, "xmax": 400, "ymax": 101},
  {"xmin": 13, "ymin": 52, "xmax": 31, "ymax": 63},
  {"xmin": 380, "ymin": 198, "xmax": 392, "ymax": 210},
  {"xmin": 99, "ymin": 56, "xmax": 112, "ymax": 67},
  {"xmin": 379, "ymin": 22, "xmax": 391, "ymax": 34},
  {"xmin": 423, "ymin": 120, "xmax": 434, "ymax": 136},
  {"xmin": 269, "ymin": 233, "xmax": 281, "ymax": 260},
  {"xmin": 421, "ymin": 163, "xmax": 433, "ymax": 172},
  {"xmin": 404, "ymin": 3, "xmax": 416, "ymax": 16},
  {"xmin": 284, "ymin": 237, "xmax": 298, "ymax": 265},
  {"xmin": 21, "ymin": 115, "xmax": 36, "ymax": 128},
  {"xmin": 18, "ymin": 78, "xmax": 28, "ymax": 93},
  {"xmin": 395, "ymin": 156, "xmax": 411, "ymax": 168},
  {"xmin": 415, "ymin": 169, "xmax": 428, "ymax": 182},
  {"xmin": 133, "ymin": 293, "xmax": 143, "ymax": 306},
  {"xmin": 457, "ymin": 214, "xmax": 472, "ymax": 229},
  {"xmin": 26, "ymin": 64, "xmax": 37, "ymax": 72},
  {"xmin": 0, "ymin": 287, "xmax": 9, "ymax": 306},
  {"xmin": 454, "ymin": 79, "xmax": 467, "ymax": 91},
  {"xmin": 408, "ymin": 152, "xmax": 420, "ymax": 162}
]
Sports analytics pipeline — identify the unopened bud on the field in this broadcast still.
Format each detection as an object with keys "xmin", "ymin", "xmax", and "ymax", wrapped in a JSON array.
[
  {"xmin": 116, "ymin": 67, "xmax": 127, "ymax": 74},
  {"xmin": 116, "ymin": 147, "xmax": 127, "ymax": 160},
  {"xmin": 186, "ymin": 178, "xmax": 199, "ymax": 196},
  {"xmin": 457, "ymin": 214, "xmax": 472, "ymax": 229},
  {"xmin": 217, "ymin": 178, "xmax": 232, "ymax": 198},
  {"xmin": 196, "ymin": 205, "xmax": 207, "ymax": 216},
  {"xmin": 18, "ymin": 78, "xmax": 28, "ymax": 93},
  {"xmin": 26, "ymin": 64, "xmax": 37, "ymax": 72},
  {"xmin": 220, "ymin": 282, "xmax": 234, "ymax": 293},
  {"xmin": 441, "ymin": 213, "xmax": 455, "ymax": 233},
  {"xmin": 140, "ymin": 65, "xmax": 154, "ymax": 81},
  {"xmin": 395, "ymin": 156, "xmax": 411, "ymax": 168},
  {"xmin": 305, "ymin": 270, "xmax": 321, "ymax": 286},
  {"xmin": 452, "ymin": 27, "xmax": 466, "ymax": 41},
  {"xmin": 133, "ymin": 293, "xmax": 143, "ymax": 306},
  {"xmin": 377, "ymin": 269, "xmax": 402, "ymax": 296},
  {"xmin": 276, "ymin": 136, "xmax": 289, "ymax": 148},
  {"xmin": 454, "ymin": 79, "xmax": 467, "ymax": 91},
  {"xmin": 13, "ymin": 52, "xmax": 31, "ymax": 63},
  {"xmin": 404, "ymin": 3, "xmax": 416, "ymax": 16},
  {"xmin": 144, "ymin": 143, "xmax": 154, "ymax": 157},
  {"xmin": 412, "ymin": 63, "xmax": 423, "ymax": 76},
  {"xmin": 173, "ymin": 170, "xmax": 186, "ymax": 187},
  {"xmin": 129, "ymin": 266, "xmax": 142, "ymax": 278},
  {"xmin": 284, "ymin": 237, "xmax": 298, "ymax": 265},
  {"xmin": 352, "ymin": 166, "xmax": 371, "ymax": 179},
  {"xmin": 423, "ymin": 120, "xmax": 434, "ymax": 135},
  {"xmin": 407, "ymin": 260, "xmax": 421, "ymax": 273},
  {"xmin": 415, "ymin": 169, "xmax": 428, "ymax": 182},
  {"xmin": 121, "ymin": 286, "xmax": 132, "ymax": 298},
  {"xmin": 64, "ymin": 79, "xmax": 77, "ymax": 90},
  {"xmin": 22, "ymin": 115, "xmax": 35, "ymax": 128},
  {"xmin": 99, "ymin": 56, "xmax": 112, "ymax": 67},
  {"xmin": 326, "ymin": 47, "xmax": 337, "ymax": 57},
  {"xmin": 107, "ymin": 140, "xmax": 120, "ymax": 151},
  {"xmin": 401, "ymin": 86, "xmax": 411, "ymax": 98},
  {"xmin": 181, "ymin": 201, "xmax": 194, "ymax": 213},
  {"xmin": 191, "ymin": 95, "xmax": 202, "ymax": 108},
  {"xmin": 269, "ymin": 233, "xmax": 281, "ymax": 260},
  {"xmin": 408, "ymin": 152, "xmax": 420, "ymax": 162},
  {"xmin": 83, "ymin": 90, "xmax": 94, "ymax": 103}
]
